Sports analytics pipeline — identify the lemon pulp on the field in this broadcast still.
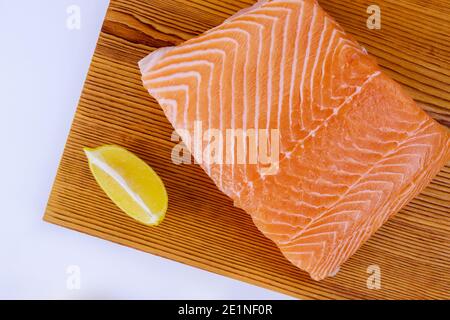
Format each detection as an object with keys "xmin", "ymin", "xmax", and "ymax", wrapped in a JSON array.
[{"xmin": 84, "ymin": 145, "xmax": 168, "ymax": 226}]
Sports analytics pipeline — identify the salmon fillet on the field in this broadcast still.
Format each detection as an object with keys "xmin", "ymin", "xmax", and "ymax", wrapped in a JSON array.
[{"xmin": 139, "ymin": 0, "xmax": 450, "ymax": 280}]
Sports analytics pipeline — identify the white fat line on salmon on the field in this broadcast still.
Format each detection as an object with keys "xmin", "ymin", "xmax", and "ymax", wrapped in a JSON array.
[
  {"xmin": 288, "ymin": 0, "xmax": 304, "ymax": 136},
  {"xmin": 170, "ymin": 121, "xmax": 280, "ymax": 175}
]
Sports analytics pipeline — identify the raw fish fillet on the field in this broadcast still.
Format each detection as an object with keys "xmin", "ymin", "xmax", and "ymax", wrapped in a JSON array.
[{"xmin": 139, "ymin": 0, "xmax": 450, "ymax": 280}]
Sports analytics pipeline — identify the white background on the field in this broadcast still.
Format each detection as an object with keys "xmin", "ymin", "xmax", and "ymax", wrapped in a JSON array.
[{"xmin": 0, "ymin": 0, "xmax": 290, "ymax": 299}]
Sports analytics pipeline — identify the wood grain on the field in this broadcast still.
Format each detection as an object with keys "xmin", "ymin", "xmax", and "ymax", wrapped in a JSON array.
[{"xmin": 44, "ymin": 0, "xmax": 450, "ymax": 299}]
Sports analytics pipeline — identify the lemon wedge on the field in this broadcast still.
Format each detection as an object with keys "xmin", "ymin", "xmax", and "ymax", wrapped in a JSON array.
[{"xmin": 83, "ymin": 145, "xmax": 168, "ymax": 226}]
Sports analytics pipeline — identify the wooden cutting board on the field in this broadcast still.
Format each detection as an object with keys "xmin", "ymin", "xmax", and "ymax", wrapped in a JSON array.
[{"xmin": 44, "ymin": 0, "xmax": 450, "ymax": 299}]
